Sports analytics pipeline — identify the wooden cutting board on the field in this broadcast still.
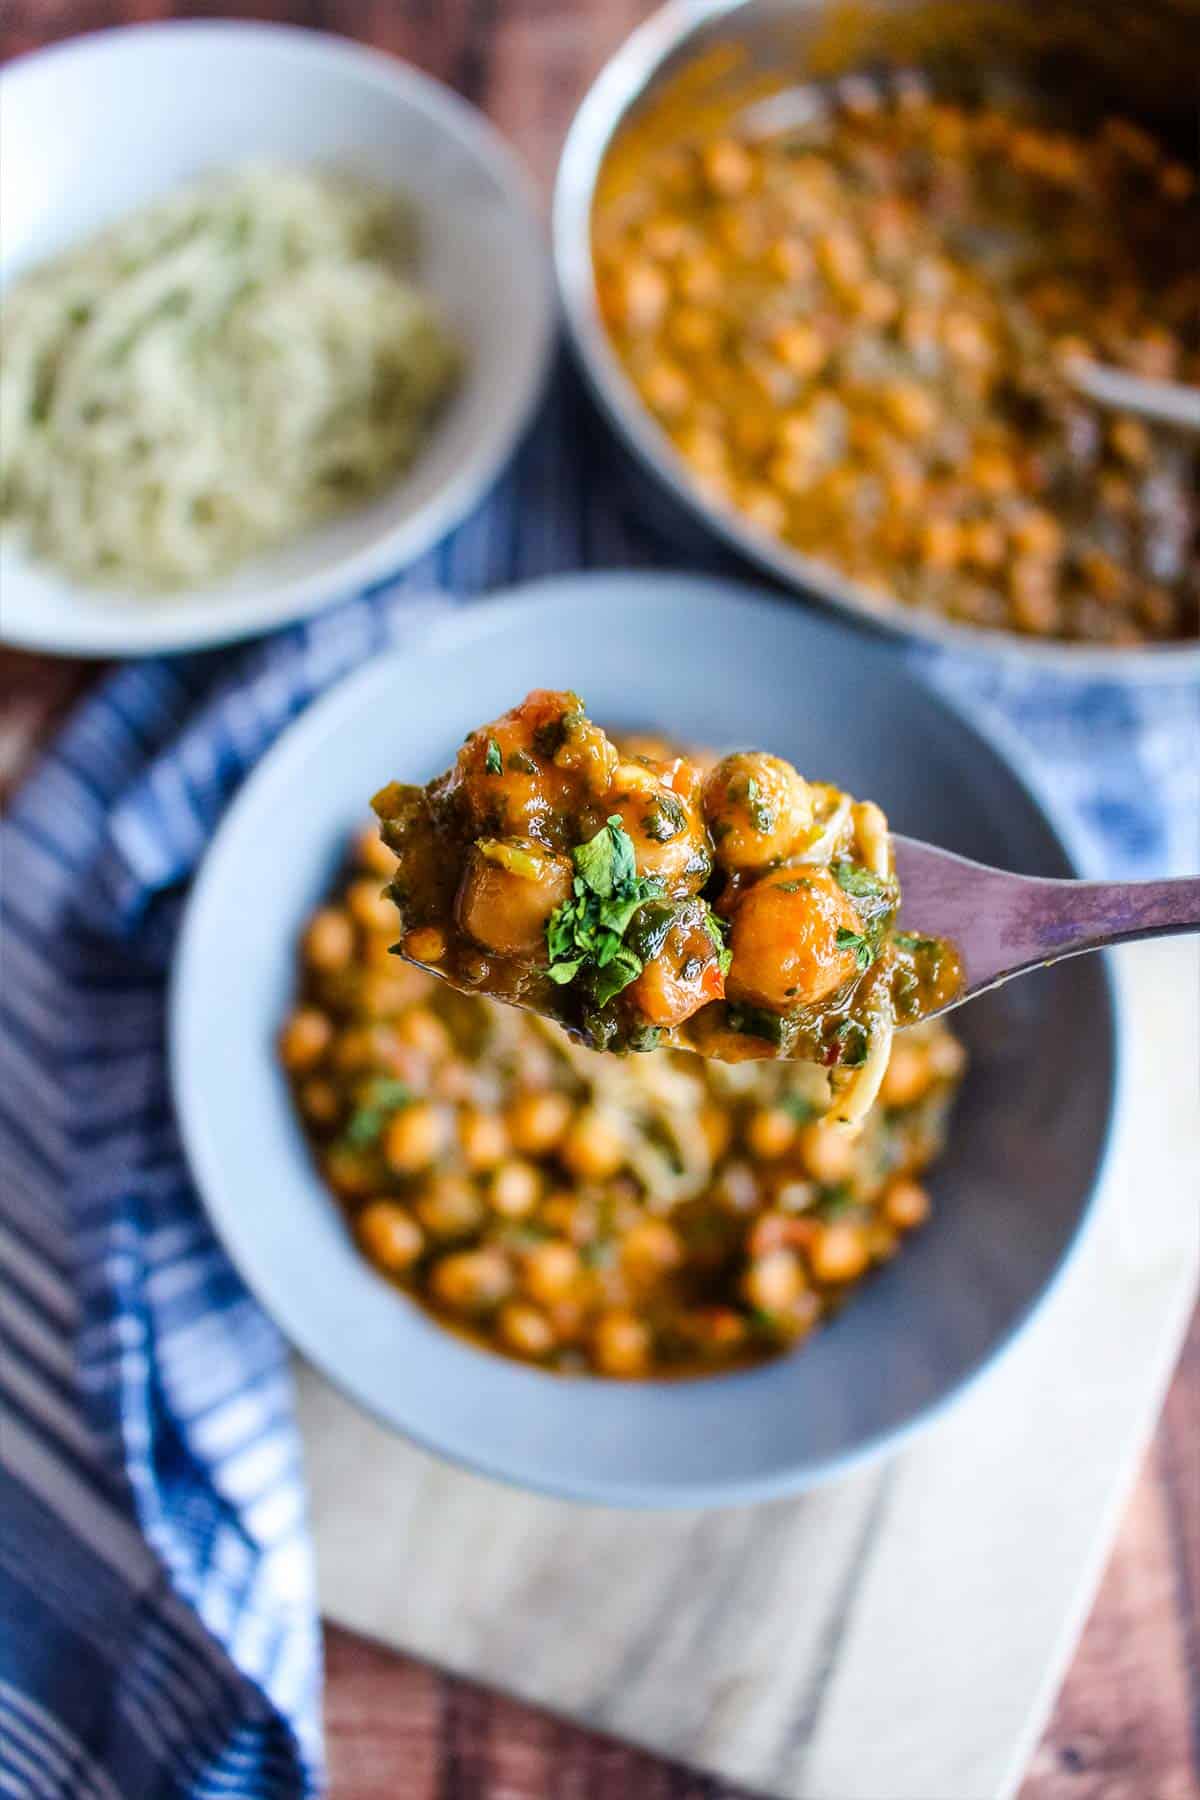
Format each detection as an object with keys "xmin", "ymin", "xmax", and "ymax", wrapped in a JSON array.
[{"xmin": 297, "ymin": 937, "xmax": 1198, "ymax": 1800}]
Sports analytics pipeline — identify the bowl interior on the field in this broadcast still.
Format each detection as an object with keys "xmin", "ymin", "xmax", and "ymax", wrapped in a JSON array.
[
  {"xmin": 0, "ymin": 23, "xmax": 552, "ymax": 653},
  {"xmin": 170, "ymin": 572, "xmax": 1117, "ymax": 1506},
  {"xmin": 555, "ymin": 0, "xmax": 1200, "ymax": 677}
]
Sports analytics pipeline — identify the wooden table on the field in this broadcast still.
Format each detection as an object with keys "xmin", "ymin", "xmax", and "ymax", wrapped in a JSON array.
[{"xmin": 3, "ymin": 4, "xmax": 1196, "ymax": 1795}]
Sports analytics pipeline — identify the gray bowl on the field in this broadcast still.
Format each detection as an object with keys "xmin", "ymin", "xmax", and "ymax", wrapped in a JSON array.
[
  {"xmin": 554, "ymin": 0, "xmax": 1200, "ymax": 680},
  {"xmin": 171, "ymin": 572, "xmax": 1119, "ymax": 1506}
]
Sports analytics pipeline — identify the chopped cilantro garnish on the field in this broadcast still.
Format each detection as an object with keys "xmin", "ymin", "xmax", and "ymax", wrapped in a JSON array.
[
  {"xmin": 815, "ymin": 1183, "xmax": 860, "ymax": 1219},
  {"xmin": 744, "ymin": 776, "xmax": 775, "ymax": 834},
  {"xmin": 835, "ymin": 927, "xmax": 875, "ymax": 972},
  {"xmin": 343, "ymin": 1078, "xmax": 412, "ymax": 1148},
  {"xmin": 702, "ymin": 909, "xmax": 734, "ymax": 976},
  {"xmin": 532, "ymin": 694, "xmax": 584, "ymax": 759},
  {"xmin": 545, "ymin": 816, "xmax": 663, "ymax": 1006},
  {"xmin": 831, "ymin": 1016, "xmax": 869, "ymax": 1067},
  {"xmin": 642, "ymin": 792, "xmax": 687, "ymax": 842},
  {"xmin": 780, "ymin": 1091, "xmax": 820, "ymax": 1123},
  {"xmin": 833, "ymin": 862, "xmax": 888, "ymax": 901},
  {"xmin": 484, "ymin": 738, "xmax": 503, "ymax": 775},
  {"xmin": 507, "ymin": 747, "xmax": 538, "ymax": 775}
]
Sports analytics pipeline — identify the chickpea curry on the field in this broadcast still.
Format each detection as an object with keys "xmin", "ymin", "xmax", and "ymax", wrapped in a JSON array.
[
  {"xmin": 593, "ymin": 78, "xmax": 1200, "ymax": 645},
  {"xmin": 371, "ymin": 691, "xmax": 960, "ymax": 1129},
  {"xmin": 281, "ymin": 822, "xmax": 965, "ymax": 1378}
]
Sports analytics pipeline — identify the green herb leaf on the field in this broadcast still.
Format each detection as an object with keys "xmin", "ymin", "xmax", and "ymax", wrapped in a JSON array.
[
  {"xmin": 507, "ymin": 747, "xmax": 538, "ymax": 775},
  {"xmin": 544, "ymin": 817, "xmax": 663, "ymax": 1008},
  {"xmin": 833, "ymin": 861, "xmax": 888, "ymax": 900},
  {"xmin": 702, "ymin": 909, "xmax": 734, "ymax": 976},
  {"xmin": 831, "ymin": 1016, "xmax": 869, "ymax": 1067},
  {"xmin": 343, "ymin": 1077, "xmax": 412, "ymax": 1147},
  {"xmin": 744, "ymin": 776, "xmax": 775, "ymax": 835},
  {"xmin": 835, "ymin": 927, "xmax": 875, "ymax": 972},
  {"xmin": 642, "ymin": 792, "xmax": 687, "ymax": 842},
  {"xmin": 484, "ymin": 738, "xmax": 503, "ymax": 775}
]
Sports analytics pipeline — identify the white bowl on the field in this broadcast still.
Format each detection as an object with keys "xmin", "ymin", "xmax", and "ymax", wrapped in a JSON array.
[{"xmin": 0, "ymin": 23, "xmax": 554, "ymax": 656}]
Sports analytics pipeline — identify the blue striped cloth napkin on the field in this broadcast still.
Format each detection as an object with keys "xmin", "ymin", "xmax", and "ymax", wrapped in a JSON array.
[{"xmin": 1, "ymin": 372, "xmax": 1197, "ymax": 1798}]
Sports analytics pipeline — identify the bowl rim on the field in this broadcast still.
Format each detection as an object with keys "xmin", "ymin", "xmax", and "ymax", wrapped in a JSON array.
[
  {"xmin": 552, "ymin": 0, "xmax": 1200, "ymax": 681},
  {"xmin": 0, "ymin": 20, "xmax": 556, "ymax": 659},
  {"xmin": 169, "ymin": 569, "xmax": 1123, "ymax": 1508}
]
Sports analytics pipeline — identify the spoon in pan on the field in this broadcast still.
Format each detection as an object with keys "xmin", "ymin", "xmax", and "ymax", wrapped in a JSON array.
[{"xmin": 892, "ymin": 837, "xmax": 1200, "ymax": 1021}]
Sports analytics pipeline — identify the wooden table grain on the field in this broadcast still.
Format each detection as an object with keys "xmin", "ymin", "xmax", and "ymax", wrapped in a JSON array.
[{"xmin": 2, "ymin": 4, "xmax": 1196, "ymax": 1796}]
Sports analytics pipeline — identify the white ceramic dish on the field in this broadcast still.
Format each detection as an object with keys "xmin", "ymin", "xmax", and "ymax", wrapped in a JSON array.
[{"xmin": 0, "ymin": 22, "xmax": 554, "ymax": 657}]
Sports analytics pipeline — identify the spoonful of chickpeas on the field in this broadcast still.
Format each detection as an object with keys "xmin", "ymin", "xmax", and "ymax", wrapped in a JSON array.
[{"xmin": 372, "ymin": 689, "xmax": 1198, "ymax": 1127}]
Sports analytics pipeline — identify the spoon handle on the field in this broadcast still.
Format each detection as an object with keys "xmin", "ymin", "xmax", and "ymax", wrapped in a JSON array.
[{"xmin": 892, "ymin": 837, "xmax": 1200, "ymax": 1006}]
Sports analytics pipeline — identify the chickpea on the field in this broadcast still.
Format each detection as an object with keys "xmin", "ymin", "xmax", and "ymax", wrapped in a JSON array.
[
  {"xmin": 809, "ymin": 1219, "xmax": 871, "ymax": 1283},
  {"xmin": 715, "ymin": 1160, "xmax": 760, "ymax": 1214},
  {"xmin": 346, "ymin": 878, "xmax": 397, "ymax": 936},
  {"xmin": 967, "ymin": 446, "xmax": 1017, "ymax": 495},
  {"xmin": 1010, "ymin": 508, "xmax": 1063, "ymax": 561},
  {"xmin": 927, "ymin": 1031, "xmax": 968, "ymax": 1082},
  {"xmin": 455, "ymin": 841, "xmax": 573, "ymax": 959},
  {"xmin": 611, "ymin": 259, "xmax": 669, "ymax": 331},
  {"xmin": 963, "ymin": 518, "xmax": 1006, "ymax": 571},
  {"xmin": 702, "ymin": 752, "xmax": 812, "ymax": 872},
  {"xmin": 701, "ymin": 138, "xmax": 754, "ymax": 197},
  {"xmin": 497, "ymin": 1301, "xmax": 556, "ymax": 1359},
  {"xmin": 798, "ymin": 1120, "xmax": 856, "ymax": 1185},
  {"xmin": 299, "ymin": 1078, "xmax": 341, "ymax": 1127},
  {"xmin": 879, "ymin": 1040, "xmax": 932, "ymax": 1107},
  {"xmin": 416, "ymin": 1174, "xmax": 485, "ymax": 1240},
  {"xmin": 621, "ymin": 1218, "xmax": 683, "ymax": 1280},
  {"xmin": 767, "ymin": 238, "xmax": 813, "ymax": 282},
  {"xmin": 604, "ymin": 779, "xmax": 710, "ymax": 896},
  {"xmin": 669, "ymin": 305, "xmax": 721, "ymax": 357},
  {"xmin": 919, "ymin": 519, "xmax": 962, "ymax": 570},
  {"xmin": 625, "ymin": 900, "xmax": 725, "ymax": 1029},
  {"xmin": 726, "ymin": 868, "xmax": 863, "ymax": 1012},
  {"xmin": 815, "ymin": 228, "xmax": 867, "ymax": 291},
  {"xmin": 591, "ymin": 1309, "xmax": 652, "ymax": 1377},
  {"xmin": 429, "ymin": 1247, "xmax": 512, "ymax": 1314},
  {"xmin": 884, "ymin": 1178, "xmax": 931, "ymax": 1230},
  {"xmin": 488, "ymin": 1158, "xmax": 542, "ymax": 1219},
  {"xmin": 1109, "ymin": 417, "xmax": 1151, "ymax": 466},
  {"xmin": 404, "ymin": 926, "xmax": 446, "ymax": 965},
  {"xmin": 739, "ymin": 485, "xmax": 787, "ymax": 535},
  {"xmin": 359, "ymin": 972, "xmax": 416, "ymax": 1018},
  {"xmin": 771, "ymin": 323, "xmax": 827, "ymax": 379},
  {"xmin": 304, "ymin": 908, "xmax": 354, "ymax": 973},
  {"xmin": 458, "ymin": 1108, "xmax": 509, "ymax": 1173},
  {"xmin": 881, "ymin": 381, "xmax": 938, "ymax": 440},
  {"xmin": 700, "ymin": 1105, "xmax": 733, "ymax": 1161},
  {"xmin": 506, "ymin": 1089, "xmax": 572, "ymax": 1156},
  {"xmin": 383, "ymin": 1103, "xmax": 447, "ymax": 1175},
  {"xmin": 521, "ymin": 1239, "xmax": 581, "ymax": 1304},
  {"xmin": 745, "ymin": 1106, "xmax": 798, "ymax": 1160},
  {"xmin": 560, "ymin": 1108, "xmax": 627, "ymax": 1182},
  {"xmin": 322, "ymin": 1144, "xmax": 379, "ymax": 1200},
  {"xmin": 640, "ymin": 359, "xmax": 691, "ymax": 420},
  {"xmin": 1010, "ymin": 560, "xmax": 1060, "ymax": 635},
  {"xmin": 742, "ymin": 1247, "xmax": 805, "ymax": 1312},
  {"xmin": 355, "ymin": 822, "xmax": 399, "ymax": 878},
  {"xmin": 279, "ymin": 1007, "xmax": 332, "ymax": 1072},
  {"xmin": 394, "ymin": 1009, "xmax": 452, "ymax": 1062},
  {"xmin": 356, "ymin": 1201, "xmax": 424, "ymax": 1273}
]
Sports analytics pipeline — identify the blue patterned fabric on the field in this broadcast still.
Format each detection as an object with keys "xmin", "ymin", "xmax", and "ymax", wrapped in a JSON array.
[{"xmin": 1, "ymin": 370, "xmax": 1196, "ymax": 1798}]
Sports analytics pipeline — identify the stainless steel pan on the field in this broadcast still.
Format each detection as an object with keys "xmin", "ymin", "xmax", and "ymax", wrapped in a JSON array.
[{"xmin": 554, "ymin": 0, "xmax": 1200, "ymax": 676}]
